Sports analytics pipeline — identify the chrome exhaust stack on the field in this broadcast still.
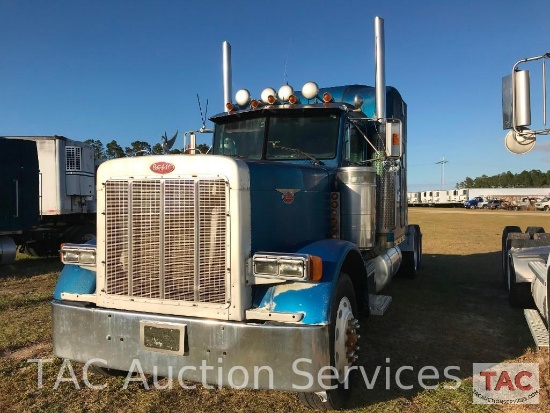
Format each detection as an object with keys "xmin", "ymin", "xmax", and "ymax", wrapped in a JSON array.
[
  {"xmin": 223, "ymin": 41, "xmax": 232, "ymax": 112},
  {"xmin": 374, "ymin": 16, "xmax": 386, "ymax": 121}
]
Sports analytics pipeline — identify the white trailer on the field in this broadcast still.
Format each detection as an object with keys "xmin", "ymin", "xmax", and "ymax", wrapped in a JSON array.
[
  {"xmin": 407, "ymin": 191, "xmax": 421, "ymax": 205},
  {"xmin": 448, "ymin": 189, "xmax": 469, "ymax": 203},
  {"xmin": 6, "ymin": 136, "xmax": 96, "ymax": 215},
  {"xmin": 1, "ymin": 136, "xmax": 96, "ymax": 258}
]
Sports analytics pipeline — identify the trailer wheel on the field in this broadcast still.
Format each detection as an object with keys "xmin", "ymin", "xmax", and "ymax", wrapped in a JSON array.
[
  {"xmin": 24, "ymin": 242, "xmax": 52, "ymax": 257},
  {"xmin": 525, "ymin": 226, "xmax": 545, "ymax": 238},
  {"xmin": 501, "ymin": 226, "xmax": 522, "ymax": 286},
  {"xmin": 298, "ymin": 273, "xmax": 358, "ymax": 411}
]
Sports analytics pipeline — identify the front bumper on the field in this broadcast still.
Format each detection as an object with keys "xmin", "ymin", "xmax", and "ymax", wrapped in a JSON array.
[{"xmin": 52, "ymin": 300, "xmax": 330, "ymax": 391}]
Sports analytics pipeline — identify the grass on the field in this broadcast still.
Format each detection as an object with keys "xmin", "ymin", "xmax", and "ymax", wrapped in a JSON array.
[{"xmin": 0, "ymin": 208, "xmax": 549, "ymax": 412}]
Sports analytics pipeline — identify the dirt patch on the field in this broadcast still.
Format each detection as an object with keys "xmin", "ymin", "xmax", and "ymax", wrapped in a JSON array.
[{"xmin": 1, "ymin": 342, "xmax": 52, "ymax": 363}]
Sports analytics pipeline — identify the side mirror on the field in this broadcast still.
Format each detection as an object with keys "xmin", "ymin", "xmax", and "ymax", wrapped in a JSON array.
[
  {"xmin": 385, "ymin": 119, "xmax": 402, "ymax": 159},
  {"xmin": 502, "ymin": 70, "xmax": 531, "ymax": 130}
]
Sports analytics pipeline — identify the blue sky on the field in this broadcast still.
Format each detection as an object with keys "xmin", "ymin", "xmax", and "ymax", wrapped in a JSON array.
[{"xmin": 1, "ymin": 0, "xmax": 549, "ymax": 191}]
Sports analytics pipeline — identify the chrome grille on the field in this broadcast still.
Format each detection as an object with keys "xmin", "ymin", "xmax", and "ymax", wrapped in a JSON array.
[{"xmin": 104, "ymin": 178, "xmax": 228, "ymax": 304}]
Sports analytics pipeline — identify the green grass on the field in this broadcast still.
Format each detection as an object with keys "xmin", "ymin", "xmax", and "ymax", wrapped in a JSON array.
[{"xmin": 0, "ymin": 209, "xmax": 548, "ymax": 412}]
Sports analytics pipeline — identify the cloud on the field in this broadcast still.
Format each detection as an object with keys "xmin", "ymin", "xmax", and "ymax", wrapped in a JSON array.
[{"xmin": 533, "ymin": 141, "xmax": 550, "ymax": 153}]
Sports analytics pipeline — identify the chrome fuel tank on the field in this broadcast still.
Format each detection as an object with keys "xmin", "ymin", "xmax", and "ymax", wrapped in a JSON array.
[{"xmin": 336, "ymin": 167, "xmax": 377, "ymax": 250}]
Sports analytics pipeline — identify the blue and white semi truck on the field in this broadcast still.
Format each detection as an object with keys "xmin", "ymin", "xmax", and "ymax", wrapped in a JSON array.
[
  {"xmin": 52, "ymin": 17, "xmax": 422, "ymax": 409},
  {"xmin": 501, "ymin": 52, "xmax": 549, "ymax": 350}
]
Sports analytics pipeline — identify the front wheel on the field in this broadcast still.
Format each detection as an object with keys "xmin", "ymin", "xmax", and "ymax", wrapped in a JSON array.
[{"xmin": 298, "ymin": 273, "xmax": 359, "ymax": 410}]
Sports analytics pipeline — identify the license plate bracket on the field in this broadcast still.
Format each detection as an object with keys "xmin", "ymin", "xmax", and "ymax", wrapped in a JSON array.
[{"xmin": 140, "ymin": 321, "xmax": 187, "ymax": 355}]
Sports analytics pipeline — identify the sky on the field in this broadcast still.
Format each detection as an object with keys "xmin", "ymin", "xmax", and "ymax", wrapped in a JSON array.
[{"xmin": 1, "ymin": 0, "xmax": 549, "ymax": 191}]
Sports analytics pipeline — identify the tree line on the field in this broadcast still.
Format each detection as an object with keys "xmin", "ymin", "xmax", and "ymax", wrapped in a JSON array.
[
  {"xmin": 456, "ymin": 170, "xmax": 550, "ymax": 189},
  {"xmin": 84, "ymin": 139, "xmax": 210, "ymax": 160},
  {"xmin": 84, "ymin": 141, "xmax": 550, "ymax": 190}
]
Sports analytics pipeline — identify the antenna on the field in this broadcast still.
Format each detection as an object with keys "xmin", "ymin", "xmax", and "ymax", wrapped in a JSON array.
[
  {"xmin": 197, "ymin": 94, "xmax": 209, "ymax": 131},
  {"xmin": 283, "ymin": 37, "xmax": 292, "ymax": 85}
]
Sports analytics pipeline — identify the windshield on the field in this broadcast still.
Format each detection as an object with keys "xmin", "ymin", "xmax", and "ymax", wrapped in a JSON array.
[{"xmin": 212, "ymin": 111, "xmax": 340, "ymax": 161}]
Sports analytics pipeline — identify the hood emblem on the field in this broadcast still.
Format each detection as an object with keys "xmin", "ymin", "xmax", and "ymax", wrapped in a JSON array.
[
  {"xmin": 150, "ymin": 161, "xmax": 175, "ymax": 174},
  {"xmin": 276, "ymin": 188, "xmax": 300, "ymax": 204}
]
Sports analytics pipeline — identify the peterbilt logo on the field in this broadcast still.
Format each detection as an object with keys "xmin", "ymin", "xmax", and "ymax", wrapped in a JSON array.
[
  {"xmin": 150, "ymin": 161, "xmax": 175, "ymax": 174},
  {"xmin": 276, "ymin": 188, "xmax": 300, "ymax": 204}
]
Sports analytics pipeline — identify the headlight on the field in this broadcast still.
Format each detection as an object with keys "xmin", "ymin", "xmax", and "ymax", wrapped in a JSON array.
[
  {"xmin": 252, "ymin": 252, "xmax": 322, "ymax": 281},
  {"xmin": 60, "ymin": 244, "xmax": 97, "ymax": 266}
]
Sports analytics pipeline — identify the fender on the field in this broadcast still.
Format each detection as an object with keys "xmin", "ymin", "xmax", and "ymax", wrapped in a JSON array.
[
  {"xmin": 53, "ymin": 238, "xmax": 97, "ymax": 300},
  {"xmin": 252, "ymin": 239, "xmax": 364, "ymax": 325},
  {"xmin": 53, "ymin": 265, "xmax": 96, "ymax": 300}
]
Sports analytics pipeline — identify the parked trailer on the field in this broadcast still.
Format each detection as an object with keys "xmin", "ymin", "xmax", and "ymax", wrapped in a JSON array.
[
  {"xmin": 0, "ymin": 136, "xmax": 96, "ymax": 264},
  {"xmin": 501, "ymin": 52, "xmax": 549, "ymax": 348},
  {"xmin": 407, "ymin": 191, "xmax": 421, "ymax": 205},
  {"xmin": 409, "ymin": 188, "xmax": 547, "ymax": 208},
  {"xmin": 0, "ymin": 139, "xmax": 39, "ymax": 264},
  {"xmin": 409, "ymin": 190, "xmax": 464, "ymax": 207},
  {"xmin": 52, "ymin": 17, "xmax": 422, "ymax": 410}
]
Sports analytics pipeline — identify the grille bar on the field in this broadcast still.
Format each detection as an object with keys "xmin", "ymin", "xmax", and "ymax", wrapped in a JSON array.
[{"xmin": 104, "ymin": 178, "xmax": 228, "ymax": 304}]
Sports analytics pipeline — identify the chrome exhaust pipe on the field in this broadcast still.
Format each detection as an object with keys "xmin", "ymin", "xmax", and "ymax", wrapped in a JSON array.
[
  {"xmin": 222, "ymin": 41, "xmax": 232, "ymax": 112},
  {"xmin": 374, "ymin": 16, "xmax": 386, "ymax": 121}
]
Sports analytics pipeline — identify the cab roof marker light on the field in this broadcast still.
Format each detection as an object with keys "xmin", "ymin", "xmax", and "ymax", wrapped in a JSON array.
[
  {"xmin": 226, "ymin": 102, "xmax": 235, "ymax": 111},
  {"xmin": 261, "ymin": 87, "xmax": 277, "ymax": 104},
  {"xmin": 288, "ymin": 95, "xmax": 298, "ymax": 104},
  {"xmin": 235, "ymin": 89, "xmax": 251, "ymax": 106},
  {"xmin": 322, "ymin": 92, "xmax": 333, "ymax": 103},
  {"xmin": 278, "ymin": 84, "xmax": 294, "ymax": 102},
  {"xmin": 250, "ymin": 99, "xmax": 261, "ymax": 109},
  {"xmin": 301, "ymin": 81, "xmax": 319, "ymax": 100}
]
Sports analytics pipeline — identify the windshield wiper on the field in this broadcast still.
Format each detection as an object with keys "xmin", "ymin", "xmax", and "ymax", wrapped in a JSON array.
[{"xmin": 270, "ymin": 141, "xmax": 324, "ymax": 166}]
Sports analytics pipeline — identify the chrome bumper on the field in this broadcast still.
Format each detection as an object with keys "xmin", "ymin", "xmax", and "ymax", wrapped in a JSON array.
[{"xmin": 52, "ymin": 301, "xmax": 330, "ymax": 391}]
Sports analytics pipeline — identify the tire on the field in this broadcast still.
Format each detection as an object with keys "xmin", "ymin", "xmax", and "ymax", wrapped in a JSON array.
[
  {"xmin": 23, "ymin": 242, "xmax": 53, "ymax": 257},
  {"xmin": 469, "ymin": 205, "xmax": 475, "ymax": 209},
  {"xmin": 298, "ymin": 273, "xmax": 358, "ymax": 411},
  {"xmin": 525, "ymin": 226, "xmax": 545, "ymax": 238},
  {"xmin": 544, "ymin": 206, "xmax": 549, "ymax": 211},
  {"xmin": 501, "ymin": 226, "xmax": 521, "ymax": 286}
]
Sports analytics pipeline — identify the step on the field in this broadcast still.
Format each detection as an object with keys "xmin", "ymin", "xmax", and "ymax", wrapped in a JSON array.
[
  {"xmin": 369, "ymin": 294, "xmax": 392, "ymax": 316},
  {"xmin": 524, "ymin": 309, "xmax": 549, "ymax": 348}
]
